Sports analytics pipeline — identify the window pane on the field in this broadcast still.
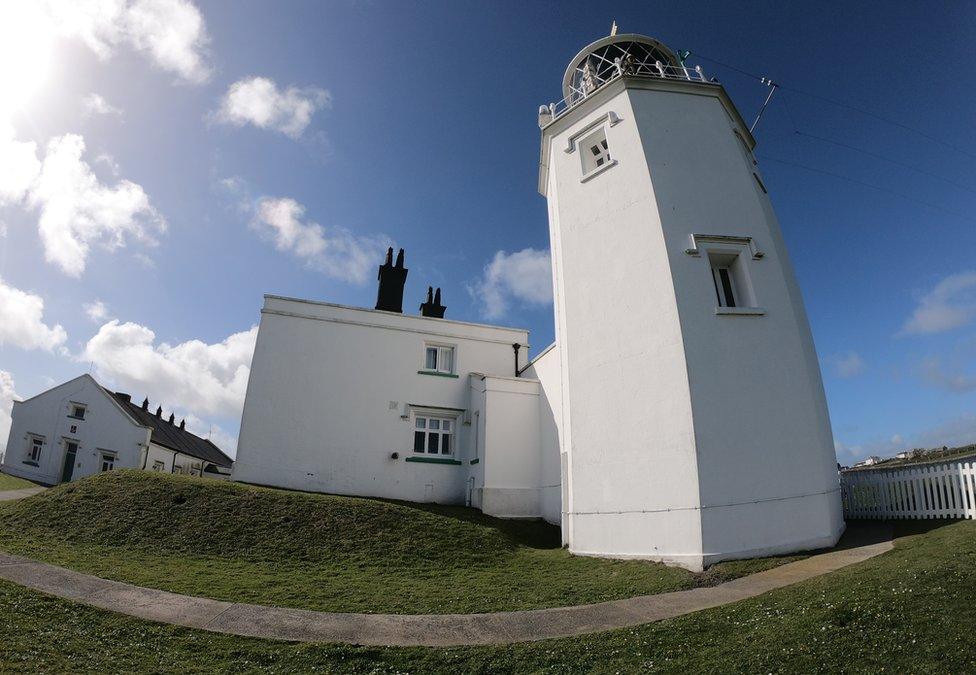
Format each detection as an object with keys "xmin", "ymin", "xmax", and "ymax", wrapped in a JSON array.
[
  {"xmin": 441, "ymin": 434, "xmax": 450, "ymax": 454},
  {"xmin": 425, "ymin": 347, "xmax": 437, "ymax": 370},
  {"xmin": 442, "ymin": 420, "xmax": 451, "ymax": 432},
  {"xmin": 428, "ymin": 433, "xmax": 439, "ymax": 453},
  {"xmin": 718, "ymin": 268, "xmax": 736, "ymax": 307},
  {"xmin": 415, "ymin": 417, "xmax": 426, "ymax": 429},
  {"xmin": 414, "ymin": 431, "xmax": 425, "ymax": 452},
  {"xmin": 440, "ymin": 348, "xmax": 453, "ymax": 373},
  {"xmin": 428, "ymin": 419, "xmax": 440, "ymax": 430}
]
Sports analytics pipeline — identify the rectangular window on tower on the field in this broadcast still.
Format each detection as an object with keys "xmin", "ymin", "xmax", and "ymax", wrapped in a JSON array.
[
  {"xmin": 579, "ymin": 127, "xmax": 615, "ymax": 179},
  {"xmin": 711, "ymin": 263, "xmax": 738, "ymax": 308}
]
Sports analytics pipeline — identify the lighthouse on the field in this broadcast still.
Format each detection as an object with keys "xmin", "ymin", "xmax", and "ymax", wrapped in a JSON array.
[{"xmin": 537, "ymin": 33, "xmax": 844, "ymax": 569}]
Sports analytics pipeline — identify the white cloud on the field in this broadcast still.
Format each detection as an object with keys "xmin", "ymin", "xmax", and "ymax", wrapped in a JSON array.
[
  {"xmin": 82, "ymin": 320, "xmax": 257, "ymax": 420},
  {"xmin": 27, "ymin": 133, "xmax": 166, "ymax": 277},
  {"xmin": 183, "ymin": 413, "xmax": 237, "ymax": 458},
  {"xmin": 43, "ymin": 0, "xmax": 211, "ymax": 84},
  {"xmin": 0, "ymin": 124, "xmax": 41, "ymax": 206},
  {"xmin": 824, "ymin": 351, "xmax": 866, "ymax": 379},
  {"xmin": 471, "ymin": 248, "xmax": 552, "ymax": 320},
  {"xmin": 82, "ymin": 93, "xmax": 122, "ymax": 117},
  {"xmin": 0, "ymin": 277, "xmax": 67, "ymax": 351},
  {"xmin": 215, "ymin": 77, "xmax": 330, "ymax": 138},
  {"xmin": 0, "ymin": 371, "xmax": 21, "ymax": 456},
  {"xmin": 252, "ymin": 197, "xmax": 388, "ymax": 284},
  {"xmin": 83, "ymin": 300, "xmax": 109, "ymax": 322},
  {"xmin": 900, "ymin": 271, "xmax": 976, "ymax": 335},
  {"xmin": 919, "ymin": 356, "xmax": 976, "ymax": 393}
]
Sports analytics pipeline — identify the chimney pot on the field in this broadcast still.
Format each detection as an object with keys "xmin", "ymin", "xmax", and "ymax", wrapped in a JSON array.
[
  {"xmin": 420, "ymin": 285, "xmax": 447, "ymax": 318},
  {"xmin": 141, "ymin": 397, "xmax": 149, "ymax": 411},
  {"xmin": 168, "ymin": 413, "xmax": 175, "ymax": 424},
  {"xmin": 155, "ymin": 406, "xmax": 162, "ymax": 418},
  {"xmin": 375, "ymin": 248, "xmax": 408, "ymax": 313}
]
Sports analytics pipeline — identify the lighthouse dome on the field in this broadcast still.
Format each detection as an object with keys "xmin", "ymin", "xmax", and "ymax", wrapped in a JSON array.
[{"xmin": 561, "ymin": 34, "xmax": 682, "ymax": 104}]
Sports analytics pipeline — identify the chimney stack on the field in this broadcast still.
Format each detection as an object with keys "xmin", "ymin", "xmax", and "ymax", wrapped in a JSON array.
[
  {"xmin": 375, "ymin": 247, "xmax": 408, "ymax": 313},
  {"xmin": 168, "ymin": 413, "xmax": 175, "ymax": 425},
  {"xmin": 180, "ymin": 419, "xmax": 186, "ymax": 430},
  {"xmin": 116, "ymin": 392, "xmax": 131, "ymax": 403},
  {"xmin": 141, "ymin": 397, "xmax": 149, "ymax": 411},
  {"xmin": 155, "ymin": 406, "xmax": 162, "ymax": 418},
  {"xmin": 420, "ymin": 286, "xmax": 447, "ymax": 318}
]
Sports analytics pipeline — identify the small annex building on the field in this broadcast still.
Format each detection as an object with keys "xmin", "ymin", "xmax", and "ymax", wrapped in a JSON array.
[{"xmin": 1, "ymin": 374, "xmax": 233, "ymax": 486}]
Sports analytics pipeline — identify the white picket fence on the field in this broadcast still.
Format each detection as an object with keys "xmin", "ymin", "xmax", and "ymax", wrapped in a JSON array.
[{"xmin": 841, "ymin": 459, "xmax": 976, "ymax": 520}]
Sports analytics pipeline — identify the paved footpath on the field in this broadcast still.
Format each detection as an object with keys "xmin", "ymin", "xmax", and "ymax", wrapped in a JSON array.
[
  {"xmin": 0, "ymin": 522, "xmax": 892, "ymax": 647},
  {"xmin": 0, "ymin": 487, "xmax": 46, "ymax": 501}
]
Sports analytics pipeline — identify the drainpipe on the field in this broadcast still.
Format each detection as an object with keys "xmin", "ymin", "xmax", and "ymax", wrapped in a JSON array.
[{"xmin": 512, "ymin": 343, "xmax": 521, "ymax": 377}]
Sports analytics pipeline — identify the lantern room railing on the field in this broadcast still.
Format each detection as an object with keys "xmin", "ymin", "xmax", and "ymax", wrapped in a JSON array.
[{"xmin": 539, "ymin": 61, "xmax": 712, "ymax": 129}]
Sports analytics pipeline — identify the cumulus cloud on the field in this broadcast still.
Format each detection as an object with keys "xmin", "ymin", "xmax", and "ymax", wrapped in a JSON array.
[
  {"xmin": 0, "ymin": 277, "xmax": 67, "ymax": 351},
  {"xmin": 900, "ymin": 271, "xmax": 976, "ymax": 336},
  {"xmin": 25, "ymin": 133, "xmax": 166, "ymax": 276},
  {"xmin": 0, "ymin": 371, "xmax": 20, "ymax": 456},
  {"xmin": 215, "ymin": 77, "xmax": 330, "ymax": 138},
  {"xmin": 44, "ymin": 0, "xmax": 211, "ymax": 83},
  {"xmin": 182, "ymin": 413, "xmax": 238, "ymax": 458},
  {"xmin": 824, "ymin": 351, "xmax": 866, "ymax": 379},
  {"xmin": 252, "ymin": 197, "xmax": 388, "ymax": 284},
  {"xmin": 82, "ymin": 320, "xmax": 257, "ymax": 420},
  {"xmin": 918, "ymin": 356, "xmax": 976, "ymax": 394},
  {"xmin": 82, "ymin": 93, "xmax": 122, "ymax": 117},
  {"xmin": 83, "ymin": 300, "xmax": 109, "ymax": 322},
  {"xmin": 471, "ymin": 248, "xmax": 552, "ymax": 320},
  {"xmin": 0, "ymin": 125, "xmax": 41, "ymax": 206}
]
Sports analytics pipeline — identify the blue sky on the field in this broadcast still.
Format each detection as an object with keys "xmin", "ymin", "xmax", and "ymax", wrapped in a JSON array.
[{"xmin": 0, "ymin": 0, "xmax": 974, "ymax": 463}]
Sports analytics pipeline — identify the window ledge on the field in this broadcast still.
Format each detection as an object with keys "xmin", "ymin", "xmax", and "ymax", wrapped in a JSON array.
[
  {"xmin": 405, "ymin": 456, "xmax": 462, "ymax": 465},
  {"xmin": 715, "ymin": 306, "xmax": 766, "ymax": 316},
  {"xmin": 417, "ymin": 370, "xmax": 459, "ymax": 379},
  {"xmin": 469, "ymin": 458, "xmax": 480, "ymax": 465},
  {"xmin": 580, "ymin": 159, "xmax": 618, "ymax": 183},
  {"xmin": 22, "ymin": 461, "xmax": 38, "ymax": 467},
  {"xmin": 66, "ymin": 416, "xmax": 85, "ymax": 421}
]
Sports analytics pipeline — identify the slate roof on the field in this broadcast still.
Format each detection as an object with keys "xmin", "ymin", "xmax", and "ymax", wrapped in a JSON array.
[{"xmin": 106, "ymin": 390, "xmax": 233, "ymax": 468}]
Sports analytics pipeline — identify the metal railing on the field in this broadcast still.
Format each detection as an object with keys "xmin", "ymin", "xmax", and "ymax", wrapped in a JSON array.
[{"xmin": 539, "ymin": 61, "xmax": 712, "ymax": 128}]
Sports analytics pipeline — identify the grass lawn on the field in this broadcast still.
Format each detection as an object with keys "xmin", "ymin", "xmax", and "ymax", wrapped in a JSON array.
[
  {"xmin": 0, "ymin": 472, "xmax": 798, "ymax": 614},
  {"xmin": 0, "ymin": 519, "xmax": 972, "ymax": 672},
  {"xmin": 0, "ymin": 472, "xmax": 37, "ymax": 491}
]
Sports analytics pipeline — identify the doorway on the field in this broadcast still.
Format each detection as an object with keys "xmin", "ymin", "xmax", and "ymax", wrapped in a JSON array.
[{"xmin": 61, "ymin": 441, "xmax": 78, "ymax": 483}]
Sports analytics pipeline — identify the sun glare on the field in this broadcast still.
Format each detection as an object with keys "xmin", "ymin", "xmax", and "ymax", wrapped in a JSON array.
[{"xmin": 0, "ymin": 3, "xmax": 55, "ymax": 118}]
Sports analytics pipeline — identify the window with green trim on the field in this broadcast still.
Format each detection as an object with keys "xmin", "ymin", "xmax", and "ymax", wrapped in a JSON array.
[{"xmin": 413, "ymin": 415, "xmax": 454, "ymax": 456}]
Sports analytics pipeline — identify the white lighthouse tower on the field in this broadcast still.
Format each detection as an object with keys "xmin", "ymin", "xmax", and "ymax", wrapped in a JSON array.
[{"xmin": 538, "ymin": 33, "xmax": 844, "ymax": 570}]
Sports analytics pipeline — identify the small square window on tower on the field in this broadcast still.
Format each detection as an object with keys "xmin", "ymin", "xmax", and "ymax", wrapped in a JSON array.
[{"xmin": 579, "ymin": 127, "xmax": 613, "ymax": 177}]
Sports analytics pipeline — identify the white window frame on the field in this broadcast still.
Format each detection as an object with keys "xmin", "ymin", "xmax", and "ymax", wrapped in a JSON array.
[
  {"xmin": 99, "ymin": 451, "xmax": 116, "ymax": 472},
  {"xmin": 711, "ymin": 262, "xmax": 739, "ymax": 308},
  {"xmin": 26, "ymin": 435, "xmax": 43, "ymax": 462},
  {"xmin": 412, "ymin": 412, "xmax": 458, "ymax": 456},
  {"xmin": 68, "ymin": 403, "xmax": 86, "ymax": 420},
  {"xmin": 422, "ymin": 343, "xmax": 456, "ymax": 375},
  {"xmin": 152, "ymin": 460, "xmax": 165, "ymax": 472},
  {"xmin": 579, "ymin": 127, "xmax": 616, "ymax": 180}
]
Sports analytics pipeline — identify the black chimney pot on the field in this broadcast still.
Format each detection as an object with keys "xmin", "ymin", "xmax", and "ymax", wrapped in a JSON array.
[
  {"xmin": 155, "ymin": 406, "xmax": 162, "ymax": 418},
  {"xmin": 141, "ymin": 397, "xmax": 149, "ymax": 411},
  {"xmin": 179, "ymin": 419, "xmax": 186, "ymax": 430},
  {"xmin": 168, "ymin": 413, "xmax": 175, "ymax": 425},
  {"xmin": 375, "ymin": 247, "xmax": 408, "ymax": 313},
  {"xmin": 420, "ymin": 286, "xmax": 447, "ymax": 318}
]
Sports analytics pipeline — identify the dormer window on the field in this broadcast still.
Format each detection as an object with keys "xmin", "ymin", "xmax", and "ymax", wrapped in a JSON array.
[{"xmin": 68, "ymin": 404, "xmax": 86, "ymax": 420}]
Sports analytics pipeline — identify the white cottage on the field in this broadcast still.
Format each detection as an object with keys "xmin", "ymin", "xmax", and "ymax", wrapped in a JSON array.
[
  {"xmin": 233, "ymin": 31, "xmax": 844, "ymax": 570},
  {"xmin": 2, "ymin": 374, "xmax": 233, "ymax": 485}
]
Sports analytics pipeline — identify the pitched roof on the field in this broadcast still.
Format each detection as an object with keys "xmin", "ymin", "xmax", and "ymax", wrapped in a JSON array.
[{"xmin": 105, "ymin": 390, "xmax": 233, "ymax": 468}]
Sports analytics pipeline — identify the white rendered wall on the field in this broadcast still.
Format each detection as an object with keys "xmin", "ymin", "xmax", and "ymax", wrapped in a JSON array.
[
  {"xmin": 521, "ymin": 343, "xmax": 563, "ymax": 525},
  {"xmin": 543, "ymin": 82, "xmax": 704, "ymax": 568},
  {"xmin": 541, "ymin": 77, "xmax": 842, "ymax": 569},
  {"xmin": 232, "ymin": 296, "xmax": 529, "ymax": 504},
  {"xmin": 2, "ymin": 376, "xmax": 150, "ymax": 485}
]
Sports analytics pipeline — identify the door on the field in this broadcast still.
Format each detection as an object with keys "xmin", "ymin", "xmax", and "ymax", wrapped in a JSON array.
[{"xmin": 61, "ymin": 442, "xmax": 78, "ymax": 483}]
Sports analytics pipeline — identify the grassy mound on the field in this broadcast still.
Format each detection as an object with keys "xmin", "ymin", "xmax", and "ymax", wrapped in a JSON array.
[
  {"xmin": 0, "ymin": 471, "xmax": 798, "ymax": 614},
  {"xmin": 0, "ymin": 472, "xmax": 38, "ymax": 491},
  {"xmin": 0, "ymin": 520, "xmax": 972, "ymax": 672}
]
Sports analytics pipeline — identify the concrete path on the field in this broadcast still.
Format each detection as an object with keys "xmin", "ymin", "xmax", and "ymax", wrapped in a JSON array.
[
  {"xmin": 0, "ymin": 487, "xmax": 46, "ymax": 501},
  {"xmin": 0, "ymin": 523, "xmax": 892, "ymax": 647}
]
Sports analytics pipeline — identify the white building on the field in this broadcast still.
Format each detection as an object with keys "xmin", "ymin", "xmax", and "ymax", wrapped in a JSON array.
[
  {"xmin": 2, "ymin": 374, "xmax": 233, "ymax": 485},
  {"xmin": 233, "ymin": 31, "xmax": 844, "ymax": 570}
]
